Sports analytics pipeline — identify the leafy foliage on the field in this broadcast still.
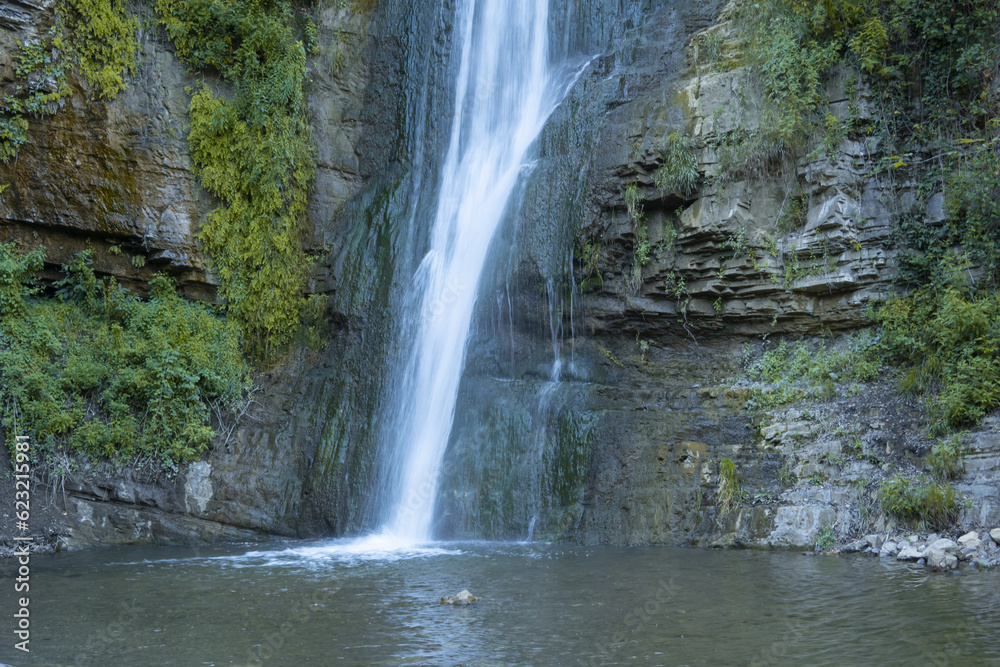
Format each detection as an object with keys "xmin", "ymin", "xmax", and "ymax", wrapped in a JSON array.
[
  {"xmin": 717, "ymin": 457, "xmax": 742, "ymax": 517},
  {"xmin": 727, "ymin": 1, "xmax": 1000, "ymax": 429},
  {"xmin": 62, "ymin": 0, "xmax": 140, "ymax": 98},
  {"xmin": 156, "ymin": 0, "xmax": 317, "ymax": 357},
  {"xmin": 0, "ymin": 24, "xmax": 74, "ymax": 165},
  {"xmin": 653, "ymin": 132, "xmax": 699, "ymax": 197},
  {"xmin": 739, "ymin": 334, "xmax": 881, "ymax": 412},
  {"xmin": 746, "ymin": 334, "xmax": 882, "ymax": 383},
  {"xmin": 0, "ymin": 0, "xmax": 139, "ymax": 165},
  {"xmin": 876, "ymin": 287, "xmax": 1000, "ymax": 431},
  {"xmin": 724, "ymin": 0, "xmax": 1000, "ymax": 179},
  {"xmin": 877, "ymin": 472, "xmax": 963, "ymax": 531},
  {"xmin": 0, "ymin": 245, "xmax": 250, "ymax": 466}
]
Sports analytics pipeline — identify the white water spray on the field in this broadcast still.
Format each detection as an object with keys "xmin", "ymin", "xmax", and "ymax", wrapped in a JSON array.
[{"xmin": 372, "ymin": 0, "xmax": 576, "ymax": 544}]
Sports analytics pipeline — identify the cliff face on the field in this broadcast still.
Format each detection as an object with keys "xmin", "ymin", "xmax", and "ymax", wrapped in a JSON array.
[
  {"xmin": 441, "ymin": 0, "xmax": 1000, "ymax": 549},
  {"xmin": 2, "ymin": 0, "xmax": 997, "ymax": 552}
]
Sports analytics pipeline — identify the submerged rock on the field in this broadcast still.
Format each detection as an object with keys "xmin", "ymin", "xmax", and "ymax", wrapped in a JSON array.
[{"xmin": 440, "ymin": 590, "xmax": 478, "ymax": 606}]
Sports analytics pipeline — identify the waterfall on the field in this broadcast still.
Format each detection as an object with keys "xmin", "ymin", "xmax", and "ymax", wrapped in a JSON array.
[{"xmin": 370, "ymin": 0, "xmax": 575, "ymax": 543}]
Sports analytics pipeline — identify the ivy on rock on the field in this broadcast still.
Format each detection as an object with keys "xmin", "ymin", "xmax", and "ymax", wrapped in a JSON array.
[{"xmin": 156, "ymin": 0, "xmax": 317, "ymax": 358}]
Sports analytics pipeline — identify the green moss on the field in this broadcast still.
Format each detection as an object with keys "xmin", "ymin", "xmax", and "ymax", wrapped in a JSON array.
[
  {"xmin": 0, "ymin": 244, "xmax": 250, "ymax": 467},
  {"xmin": 156, "ymin": 0, "xmax": 317, "ymax": 358},
  {"xmin": 547, "ymin": 412, "xmax": 592, "ymax": 508}
]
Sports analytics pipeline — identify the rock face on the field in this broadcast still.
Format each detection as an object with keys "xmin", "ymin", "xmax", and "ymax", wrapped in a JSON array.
[{"xmin": 0, "ymin": 0, "xmax": 441, "ymax": 548}]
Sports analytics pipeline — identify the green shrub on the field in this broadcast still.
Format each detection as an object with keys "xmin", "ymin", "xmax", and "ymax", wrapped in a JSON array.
[
  {"xmin": 816, "ymin": 524, "xmax": 836, "ymax": 551},
  {"xmin": 717, "ymin": 457, "xmax": 742, "ymax": 516},
  {"xmin": 156, "ymin": 0, "xmax": 317, "ymax": 357},
  {"xmin": 746, "ymin": 334, "xmax": 882, "ymax": 385},
  {"xmin": 876, "ymin": 287, "xmax": 1000, "ymax": 431},
  {"xmin": 0, "ymin": 244, "xmax": 250, "ymax": 466},
  {"xmin": 877, "ymin": 473, "xmax": 964, "ymax": 531},
  {"xmin": 653, "ymin": 132, "xmax": 699, "ymax": 197},
  {"xmin": 724, "ymin": 0, "xmax": 999, "ymax": 182},
  {"xmin": 926, "ymin": 434, "xmax": 966, "ymax": 481},
  {"xmin": 739, "ymin": 334, "xmax": 880, "ymax": 411}
]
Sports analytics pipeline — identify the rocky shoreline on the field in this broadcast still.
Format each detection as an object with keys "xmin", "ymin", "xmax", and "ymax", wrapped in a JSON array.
[{"xmin": 840, "ymin": 528, "xmax": 1000, "ymax": 571}]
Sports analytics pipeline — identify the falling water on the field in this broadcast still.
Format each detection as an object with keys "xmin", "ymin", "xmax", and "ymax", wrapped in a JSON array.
[{"xmin": 371, "ymin": 0, "xmax": 578, "ymax": 543}]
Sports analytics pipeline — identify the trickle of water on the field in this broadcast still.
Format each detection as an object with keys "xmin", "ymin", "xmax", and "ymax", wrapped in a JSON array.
[
  {"xmin": 370, "ymin": 0, "xmax": 582, "ymax": 544},
  {"xmin": 546, "ymin": 276, "xmax": 563, "ymax": 382}
]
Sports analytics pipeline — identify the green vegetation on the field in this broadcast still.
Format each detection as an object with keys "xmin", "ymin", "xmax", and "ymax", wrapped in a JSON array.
[
  {"xmin": 725, "ymin": 0, "xmax": 999, "ymax": 178},
  {"xmin": 816, "ymin": 524, "xmax": 836, "ymax": 551},
  {"xmin": 717, "ymin": 457, "xmax": 742, "ymax": 516},
  {"xmin": 877, "ymin": 472, "xmax": 964, "ymax": 531},
  {"xmin": 0, "ymin": 244, "xmax": 250, "ymax": 467},
  {"xmin": 720, "ymin": 1, "xmax": 1000, "ymax": 430},
  {"xmin": 926, "ymin": 434, "xmax": 966, "ymax": 480},
  {"xmin": 741, "ymin": 334, "xmax": 882, "ymax": 411},
  {"xmin": 62, "ymin": 0, "xmax": 139, "ymax": 98},
  {"xmin": 0, "ymin": 0, "xmax": 139, "ymax": 165},
  {"xmin": 623, "ymin": 183, "xmax": 651, "ymax": 292},
  {"xmin": 156, "ymin": 0, "xmax": 317, "ymax": 357},
  {"xmin": 876, "ymin": 288, "xmax": 1000, "ymax": 432},
  {"xmin": 653, "ymin": 132, "xmax": 699, "ymax": 197}
]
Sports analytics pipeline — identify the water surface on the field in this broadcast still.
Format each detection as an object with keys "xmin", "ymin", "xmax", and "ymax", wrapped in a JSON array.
[{"xmin": 5, "ymin": 540, "xmax": 999, "ymax": 665}]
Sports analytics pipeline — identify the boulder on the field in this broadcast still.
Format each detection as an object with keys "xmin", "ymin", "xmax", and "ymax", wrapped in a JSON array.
[
  {"xmin": 864, "ymin": 534, "xmax": 885, "ymax": 550},
  {"xmin": 957, "ymin": 531, "xmax": 982, "ymax": 550},
  {"xmin": 896, "ymin": 545, "xmax": 924, "ymax": 562},
  {"xmin": 927, "ymin": 547, "xmax": 958, "ymax": 571},
  {"xmin": 991, "ymin": 528, "xmax": 1000, "ymax": 546},
  {"xmin": 440, "ymin": 590, "xmax": 478, "ymax": 605},
  {"xmin": 879, "ymin": 541, "xmax": 898, "ymax": 557},
  {"xmin": 927, "ymin": 538, "xmax": 960, "ymax": 556}
]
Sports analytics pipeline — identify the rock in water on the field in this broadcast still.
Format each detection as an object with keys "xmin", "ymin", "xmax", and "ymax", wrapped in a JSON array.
[
  {"xmin": 990, "ymin": 528, "xmax": 1000, "ymax": 546},
  {"xmin": 927, "ymin": 538, "xmax": 960, "ymax": 556},
  {"xmin": 440, "ymin": 590, "xmax": 478, "ymax": 605},
  {"xmin": 927, "ymin": 547, "xmax": 958, "ymax": 571}
]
